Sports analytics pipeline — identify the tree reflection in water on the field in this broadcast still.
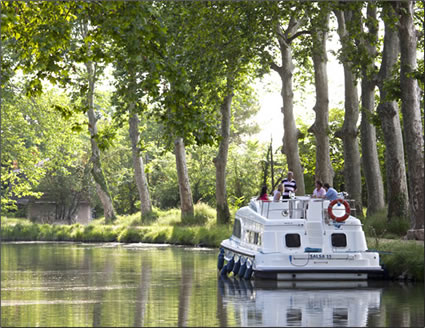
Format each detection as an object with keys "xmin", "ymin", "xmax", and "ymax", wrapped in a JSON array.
[{"xmin": 1, "ymin": 243, "xmax": 423, "ymax": 327}]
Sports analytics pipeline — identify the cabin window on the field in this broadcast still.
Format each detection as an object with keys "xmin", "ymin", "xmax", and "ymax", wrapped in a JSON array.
[
  {"xmin": 244, "ymin": 230, "xmax": 262, "ymax": 245},
  {"xmin": 331, "ymin": 233, "xmax": 347, "ymax": 247},
  {"xmin": 233, "ymin": 219, "xmax": 241, "ymax": 239},
  {"xmin": 253, "ymin": 232, "xmax": 259, "ymax": 244},
  {"xmin": 285, "ymin": 234, "xmax": 301, "ymax": 248}
]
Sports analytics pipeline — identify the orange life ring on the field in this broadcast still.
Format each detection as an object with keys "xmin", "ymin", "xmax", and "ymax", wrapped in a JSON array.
[{"xmin": 328, "ymin": 199, "xmax": 350, "ymax": 222}]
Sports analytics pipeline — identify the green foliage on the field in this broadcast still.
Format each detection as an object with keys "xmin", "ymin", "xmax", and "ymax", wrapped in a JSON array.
[
  {"xmin": 1, "ymin": 203, "xmax": 234, "ymax": 248},
  {"xmin": 1, "ymin": 85, "xmax": 87, "ymax": 212},
  {"xmin": 297, "ymin": 108, "xmax": 346, "ymax": 193},
  {"xmin": 371, "ymin": 238, "xmax": 424, "ymax": 281},
  {"xmin": 117, "ymin": 227, "xmax": 143, "ymax": 243},
  {"xmin": 230, "ymin": 84, "xmax": 261, "ymax": 144},
  {"xmin": 363, "ymin": 209, "xmax": 411, "ymax": 239}
]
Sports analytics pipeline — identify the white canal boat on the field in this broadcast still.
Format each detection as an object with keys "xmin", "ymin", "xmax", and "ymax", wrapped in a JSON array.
[{"xmin": 218, "ymin": 195, "xmax": 383, "ymax": 280}]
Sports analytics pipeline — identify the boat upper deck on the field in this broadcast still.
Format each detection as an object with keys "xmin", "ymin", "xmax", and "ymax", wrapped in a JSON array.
[{"xmin": 246, "ymin": 196, "xmax": 356, "ymax": 222}]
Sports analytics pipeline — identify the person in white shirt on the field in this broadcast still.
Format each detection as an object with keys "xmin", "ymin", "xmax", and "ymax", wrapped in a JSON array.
[
  {"xmin": 273, "ymin": 184, "xmax": 283, "ymax": 202},
  {"xmin": 312, "ymin": 180, "xmax": 326, "ymax": 198}
]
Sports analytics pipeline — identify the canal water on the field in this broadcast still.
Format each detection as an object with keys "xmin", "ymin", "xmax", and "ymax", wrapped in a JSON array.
[{"xmin": 1, "ymin": 242, "xmax": 423, "ymax": 327}]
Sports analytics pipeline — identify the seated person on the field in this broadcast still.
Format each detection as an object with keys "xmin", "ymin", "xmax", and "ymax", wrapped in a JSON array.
[
  {"xmin": 324, "ymin": 183, "xmax": 338, "ymax": 200},
  {"xmin": 273, "ymin": 184, "xmax": 283, "ymax": 202},
  {"xmin": 257, "ymin": 186, "xmax": 269, "ymax": 201},
  {"xmin": 312, "ymin": 180, "xmax": 326, "ymax": 198}
]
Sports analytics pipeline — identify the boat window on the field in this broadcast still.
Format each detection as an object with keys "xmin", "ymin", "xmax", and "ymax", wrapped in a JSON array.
[
  {"xmin": 233, "ymin": 219, "xmax": 241, "ymax": 239},
  {"xmin": 285, "ymin": 234, "xmax": 301, "ymax": 248},
  {"xmin": 331, "ymin": 233, "xmax": 347, "ymax": 247},
  {"xmin": 253, "ymin": 232, "xmax": 259, "ymax": 244}
]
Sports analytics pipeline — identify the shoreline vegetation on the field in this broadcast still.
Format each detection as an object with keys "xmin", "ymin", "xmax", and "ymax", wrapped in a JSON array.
[{"xmin": 2, "ymin": 203, "xmax": 423, "ymax": 282}]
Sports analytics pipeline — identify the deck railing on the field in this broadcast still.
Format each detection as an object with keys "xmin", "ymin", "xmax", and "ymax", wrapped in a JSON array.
[{"xmin": 256, "ymin": 197, "xmax": 357, "ymax": 220}]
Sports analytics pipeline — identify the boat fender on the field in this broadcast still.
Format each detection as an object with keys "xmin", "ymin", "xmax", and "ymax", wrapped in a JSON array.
[
  {"xmin": 328, "ymin": 199, "xmax": 350, "ymax": 222},
  {"xmin": 226, "ymin": 256, "xmax": 235, "ymax": 273},
  {"xmin": 243, "ymin": 265, "xmax": 253, "ymax": 280},
  {"xmin": 220, "ymin": 264, "xmax": 228, "ymax": 276},
  {"xmin": 232, "ymin": 258, "xmax": 241, "ymax": 275},
  {"xmin": 238, "ymin": 261, "xmax": 247, "ymax": 278},
  {"xmin": 217, "ymin": 248, "xmax": 225, "ymax": 270}
]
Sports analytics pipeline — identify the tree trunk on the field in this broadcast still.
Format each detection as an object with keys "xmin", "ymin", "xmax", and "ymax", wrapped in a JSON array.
[
  {"xmin": 398, "ymin": 1, "xmax": 424, "ymax": 232},
  {"xmin": 377, "ymin": 3, "xmax": 409, "ymax": 221},
  {"xmin": 174, "ymin": 137, "xmax": 194, "ymax": 220},
  {"xmin": 271, "ymin": 19, "xmax": 305, "ymax": 195},
  {"xmin": 359, "ymin": 4, "xmax": 385, "ymax": 215},
  {"xmin": 85, "ymin": 60, "xmax": 116, "ymax": 223},
  {"xmin": 214, "ymin": 90, "xmax": 232, "ymax": 225},
  {"xmin": 309, "ymin": 12, "xmax": 333, "ymax": 186},
  {"xmin": 334, "ymin": 9, "xmax": 363, "ymax": 216},
  {"xmin": 129, "ymin": 112, "xmax": 153, "ymax": 220}
]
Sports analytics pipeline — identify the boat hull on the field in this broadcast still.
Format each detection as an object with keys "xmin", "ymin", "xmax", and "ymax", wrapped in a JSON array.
[{"xmin": 220, "ymin": 243, "xmax": 383, "ymax": 281}]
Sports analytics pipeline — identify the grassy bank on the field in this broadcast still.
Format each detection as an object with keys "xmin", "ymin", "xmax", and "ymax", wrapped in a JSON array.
[
  {"xmin": 1, "ymin": 203, "xmax": 232, "ymax": 248},
  {"xmin": 2, "ymin": 203, "xmax": 423, "ymax": 281}
]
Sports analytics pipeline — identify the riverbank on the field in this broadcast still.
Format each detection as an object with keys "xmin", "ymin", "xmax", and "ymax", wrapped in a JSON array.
[{"xmin": 2, "ymin": 203, "xmax": 423, "ymax": 281}]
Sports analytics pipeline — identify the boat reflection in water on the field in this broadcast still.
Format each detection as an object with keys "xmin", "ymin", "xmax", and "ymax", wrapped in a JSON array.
[{"xmin": 218, "ymin": 276, "xmax": 382, "ymax": 327}]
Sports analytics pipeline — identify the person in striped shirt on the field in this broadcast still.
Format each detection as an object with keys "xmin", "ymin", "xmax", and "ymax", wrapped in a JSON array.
[{"xmin": 281, "ymin": 171, "xmax": 297, "ymax": 199}]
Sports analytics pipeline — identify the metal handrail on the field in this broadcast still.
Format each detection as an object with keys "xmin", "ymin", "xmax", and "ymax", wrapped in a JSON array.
[{"xmin": 256, "ymin": 197, "xmax": 357, "ymax": 220}]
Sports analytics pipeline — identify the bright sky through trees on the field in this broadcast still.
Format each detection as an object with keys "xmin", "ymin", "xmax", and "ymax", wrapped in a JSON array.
[{"xmin": 254, "ymin": 38, "xmax": 345, "ymax": 149}]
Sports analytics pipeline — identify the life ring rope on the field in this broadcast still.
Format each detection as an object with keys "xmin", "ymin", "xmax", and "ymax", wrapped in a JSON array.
[{"xmin": 328, "ymin": 199, "xmax": 350, "ymax": 222}]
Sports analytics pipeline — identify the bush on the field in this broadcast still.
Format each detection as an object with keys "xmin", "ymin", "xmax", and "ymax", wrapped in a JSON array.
[
  {"xmin": 363, "ymin": 209, "xmax": 410, "ymax": 238},
  {"xmin": 117, "ymin": 227, "xmax": 142, "ymax": 243},
  {"xmin": 371, "ymin": 238, "xmax": 424, "ymax": 281},
  {"xmin": 179, "ymin": 202, "xmax": 216, "ymax": 226}
]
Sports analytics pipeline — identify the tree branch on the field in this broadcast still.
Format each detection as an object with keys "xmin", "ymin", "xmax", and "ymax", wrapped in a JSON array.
[
  {"xmin": 270, "ymin": 61, "xmax": 282, "ymax": 74},
  {"xmin": 287, "ymin": 30, "xmax": 312, "ymax": 43},
  {"xmin": 275, "ymin": 23, "xmax": 286, "ymax": 46}
]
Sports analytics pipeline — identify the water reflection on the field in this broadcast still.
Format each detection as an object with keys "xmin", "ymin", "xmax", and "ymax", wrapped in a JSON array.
[
  {"xmin": 218, "ymin": 277, "xmax": 381, "ymax": 327},
  {"xmin": 1, "ymin": 242, "xmax": 423, "ymax": 327}
]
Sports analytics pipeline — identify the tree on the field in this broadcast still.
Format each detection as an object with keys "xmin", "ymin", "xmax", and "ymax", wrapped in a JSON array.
[
  {"xmin": 78, "ymin": 15, "xmax": 117, "ymax": 223},
  {"xmin": 5, "ymin": 1, "xmax": 117, "ymax": 222},
  {"xmin": 377, "ymin": 3, "xmax": 409, "ymax": 221},
  {"xmin": 397, "ymin": 1, "xmax": 424, "ymax": 235},
  {"xmin": 97, "ymin": 2, "xmax": 168, "ymax": 221},
  {"xmin": 1, "ymin": 85, "xmax": 87, "ymax": 213},
  {"xmin": 189, "ymin": 2, "xmax": 276, "ymax": 224},
  {"xmin": 271, "ymin": 3, "xmax": 308, "ymax": 195},
  {"xmin": 357, "ymin": 3, "xmax": 386, "ymax": 215},
  {"xmin": 307, "ymin": 2, "xmax": 334, "ymax": 186},
  {"xmin": 333, "ymin": 2, "xmax": 363, "ymax": 216}
]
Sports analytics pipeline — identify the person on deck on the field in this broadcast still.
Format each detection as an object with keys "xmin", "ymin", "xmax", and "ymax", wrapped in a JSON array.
[
  {"xmin": 281, "ymin": 171, "xmax": 297, "ymax": 199},
  {"xmin": 324, "ymin": 183, "xmax": 338, "ymax": 201},
  {"xmin": 257, "ymin": 186, "xmax": 269, "ymax": 201},
  {"xmin": 312, "ymin": 180, "xmax": 326, "ymax": 198}
]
